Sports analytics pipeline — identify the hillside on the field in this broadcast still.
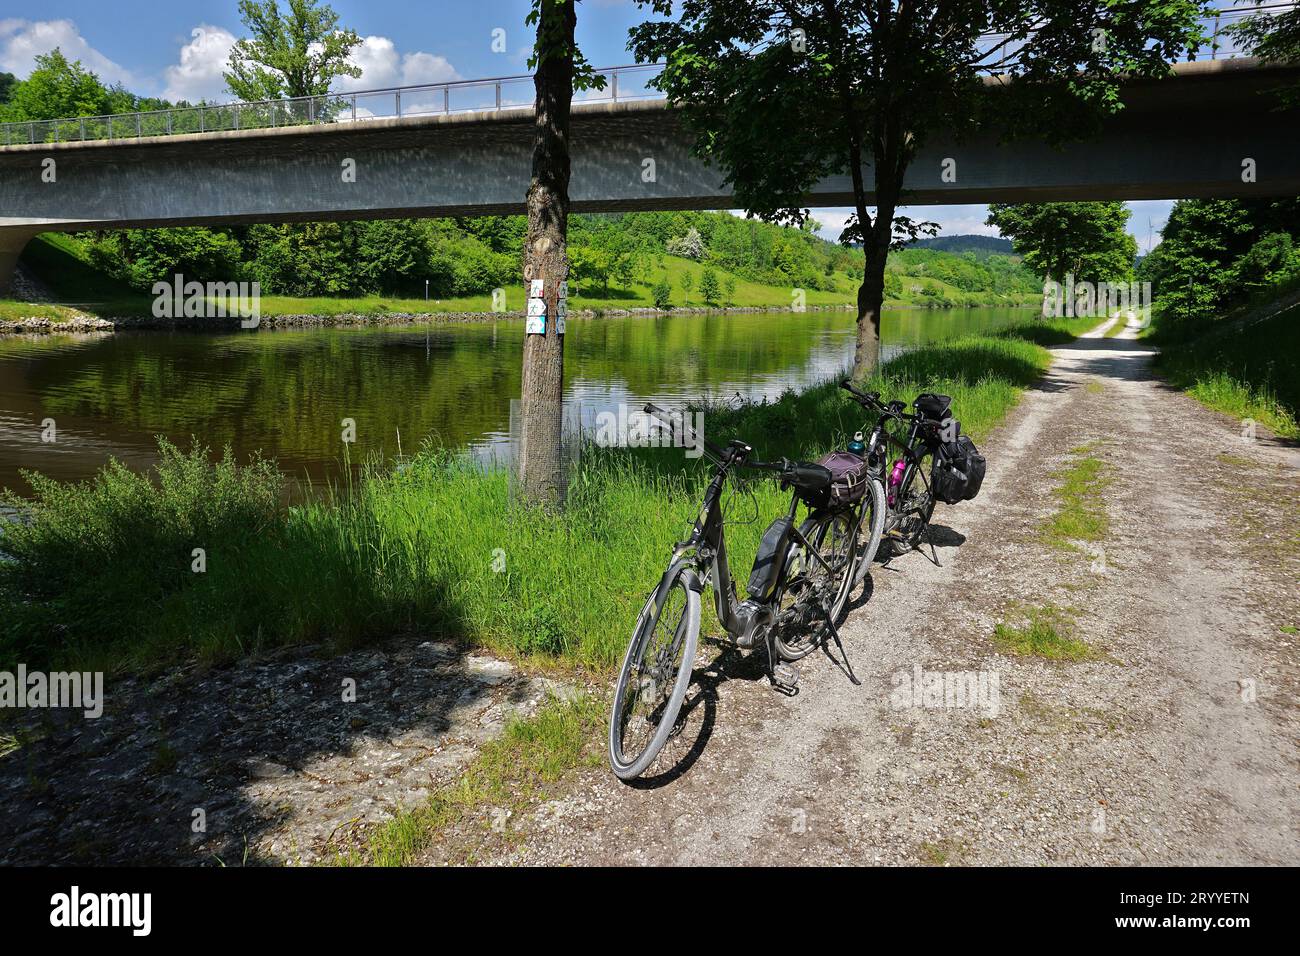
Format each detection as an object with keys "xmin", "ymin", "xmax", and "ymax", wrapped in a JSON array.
[
  {"xmin": 909, "ymin": 234, "xmax": 1015, "ymax": 256},
  {"xmin": 7, "ymin": 213, "xmax": 1040, "ymax": 321}
]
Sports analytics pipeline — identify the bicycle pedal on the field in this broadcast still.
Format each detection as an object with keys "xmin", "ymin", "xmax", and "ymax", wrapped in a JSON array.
[{"xmin": 772, "ymin": 663, "xmax": 800, "ymax": 688}]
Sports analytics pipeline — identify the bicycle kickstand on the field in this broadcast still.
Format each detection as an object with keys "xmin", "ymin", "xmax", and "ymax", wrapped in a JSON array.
[
  {"xmin": 918, "ymin": 514, "xmax": 942, "ymax": 567},
  {"xmin": 764, "ymin": 628, "xmax": 800, "ymax": 696},
  {"xmin": 820, "ymin": 600, "xmax": 862, "ymax": 686}
]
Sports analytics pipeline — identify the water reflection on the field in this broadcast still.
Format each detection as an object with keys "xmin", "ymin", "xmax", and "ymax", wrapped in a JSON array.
[{"xmin": 0, "ymin": 307, "xmax": 1029, "ymax": 494}]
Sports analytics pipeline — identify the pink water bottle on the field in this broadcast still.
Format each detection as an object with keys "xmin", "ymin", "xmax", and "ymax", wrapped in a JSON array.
[{"xmin": 887, "ymin": 458, "xmax": 906, "ymax": 506}]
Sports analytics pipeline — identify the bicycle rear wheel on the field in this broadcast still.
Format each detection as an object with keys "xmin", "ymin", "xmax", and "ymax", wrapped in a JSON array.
[
  {"xmin": 890, "ymin": 446, "xmax": 937, "ymax": 553},
  {"xmin": 608, "ymin": 566, "xmax": 701, "ymax": 781},
  {"xmin": 773, "ymin": 510, "xmax": 856, "ymax": 661}
]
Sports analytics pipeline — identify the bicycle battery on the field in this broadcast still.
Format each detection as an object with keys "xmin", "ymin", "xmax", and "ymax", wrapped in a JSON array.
[{"xmin": 746, "ymin": 516, "xmax": 793, "ymax": 601}]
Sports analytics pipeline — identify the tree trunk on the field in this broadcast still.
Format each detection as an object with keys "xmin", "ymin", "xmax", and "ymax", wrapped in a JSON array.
[
  {"xmin": 517, "ymin": 0, "xmax": 576, "ymax": 507},
  {"xmin": 852, "ymin": 191, "xmax": 898, "ymax": 384}
]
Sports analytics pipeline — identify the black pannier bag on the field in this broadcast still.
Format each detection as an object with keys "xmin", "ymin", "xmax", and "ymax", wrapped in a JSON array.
[
  {"xmin": 817, "ymin": 451, "xmax": 869, "ymax": 505},
  {"xmin": 931, "ymin": 433, "xmax": 986, "ymax": 504},
  {"xmin": 915, "ymin": 393, "xmax": 953, "ymax": 421}
]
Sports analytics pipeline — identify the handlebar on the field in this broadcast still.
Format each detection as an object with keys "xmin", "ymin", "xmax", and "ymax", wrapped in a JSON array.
[
  {"xmin": 643, "ymin": 402, "xmax": 727, "ymax": 461},
  {"xmin": 840, "ymin": 380, "xmax": 916, "ymax": 423}
]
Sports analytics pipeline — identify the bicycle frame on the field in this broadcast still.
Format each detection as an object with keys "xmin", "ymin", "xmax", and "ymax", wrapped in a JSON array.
[
  {"xmin": 672, "ymin": 458, "xmax": 842, "ymax": 638},
  {"xmin": 863, "ymin": 409, "xmax": 935, "ymax": 525}
]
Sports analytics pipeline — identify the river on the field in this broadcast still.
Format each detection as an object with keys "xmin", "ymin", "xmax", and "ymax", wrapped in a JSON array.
[{"xmin": 0, "ymin": 307, "xmax": 1029, "ymax": 494}]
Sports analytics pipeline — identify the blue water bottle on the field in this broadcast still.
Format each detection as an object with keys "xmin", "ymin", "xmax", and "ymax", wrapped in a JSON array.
[{"xmin": 847, "ymin": 431, "xmax": 866, "ymax": 457}]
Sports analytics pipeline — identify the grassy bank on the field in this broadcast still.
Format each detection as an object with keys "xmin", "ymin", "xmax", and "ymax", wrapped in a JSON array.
[
  {"xmin": 5, "ymin": 233, "xmax": 1037, "ymax": 324},
  {"xmin": 0, "ymin": 317, "xmax": 1079, "ymax": 674},
  {"xmin": 1152, "ymin": 305, "xmax": 1299, "ymax": 439}
]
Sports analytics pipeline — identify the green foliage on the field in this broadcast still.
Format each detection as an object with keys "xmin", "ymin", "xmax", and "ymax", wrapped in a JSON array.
[
  {"xmin": 628, "ymin": 0, "xmax": 1205, "ymax": 350},
  {"xmin": 0, "ymin": 50, "xmax": 113, "ymax": 122},
  {"xmin": 650, "ymin": 278, "xmax": 673, "ymax": 308},
  {"xmin": 986, "ymin": 202, "xmax": 1137, "ymax": 284},
  {"xmin": 0, "ymin": 50, "xmax": 183, "ymax": 126},
  {"xmin": 1139, "ymin": 198, "xmax": 1300, "ymax": 334},
  {"xmin": 0, "ymin": 440, "xmax": 283, "ymax": 665},
  {"xmin": 699, "ymin": 267, "xmax": 720, "ymax": 305},
  {"xmin": 85, "ymin": 228, "xmax": 245, "ymax": 291},
  {"xmin": 224, "ymin": 0, "xmax": 362, "ymax": 101},
  {"xmin": 679, "ymin": 270, "xmax": 694, "ymax": 303},
  {"xmin": 1153, "ymin": 306, "xmax": 1300, "ymax": 439},
  {"xmin": 1228, "ymin": 7, "xmax": 1300, "ymax": 106}
]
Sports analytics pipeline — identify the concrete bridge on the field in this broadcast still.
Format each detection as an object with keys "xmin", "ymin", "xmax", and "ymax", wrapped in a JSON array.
[{"xmin": 1, "ymin": 56, "xmax": 1299, "ymax": 292}]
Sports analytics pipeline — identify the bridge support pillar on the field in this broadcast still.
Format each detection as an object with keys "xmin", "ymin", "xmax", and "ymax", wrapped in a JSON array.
[{"xmin": 0, "ymin": 228, "xmax": 39, "ymax": 296}]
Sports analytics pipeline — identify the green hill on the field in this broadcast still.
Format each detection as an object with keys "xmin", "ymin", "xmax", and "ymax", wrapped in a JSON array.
[{"xmin": 7, "ymin": 212, "xmax": 1040, "ymax": 322}]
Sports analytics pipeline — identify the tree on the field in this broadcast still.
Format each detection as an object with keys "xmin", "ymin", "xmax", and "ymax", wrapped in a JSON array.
[
  {"xmin": 1138, "ymin": 198, "xmax": 1300, "ymax": 330},
  {"xmin": 1229, "ymin": 5, "xmax": 1300, "ymax": 105},
  {"xmin": 699, "ymin": 268, "xmax": 721, "ymax": 306},
  {"xmin": 722, "ymin": 274, "xmax": 737, "ymax": 306},
  {"xmin": 0, "ymin": 72, "xmax": 16, "ymax": 105},
  {"xmin": 630, "ymin": 1, "xmax": 1207, "ymax": 382},
  {"xmin": 666, "ymin": 227, "xmax": 706, "ymax": 260},
  {"xmin": 651, "ymin": 277, "xmax": 673, "ymax": 308},
  {"xmin": 679, "ymin": 270, "xmax": 694, "ymax": 305},
  {"xmin": 1, "ymin": 50, "xmax": 112, "ymax": 121},
  {"xmin": 517, "ymin": 0, "xmax": 605, "ymax": 505},
  {"xmin": 225, "ymin": 0, "xmax": 362, "ymax": 101},
  {"xmin": 986, "ymin": 202, "xmax": 1137, "ymax": 285}
]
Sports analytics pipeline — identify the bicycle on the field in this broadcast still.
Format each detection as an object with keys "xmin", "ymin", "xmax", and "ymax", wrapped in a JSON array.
[
  {"xmin": 608, "ymin": 403, "xmax": 860, "ymax": 781},
  {"xmin": 839, "ymin": 380, "xmax": 946, "ymax": 565}
]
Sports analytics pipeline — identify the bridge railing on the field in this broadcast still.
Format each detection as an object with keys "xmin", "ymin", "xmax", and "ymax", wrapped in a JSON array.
[{"xmin": 0, "ymin": 4, "xmax": 1292, "ymax": 147}]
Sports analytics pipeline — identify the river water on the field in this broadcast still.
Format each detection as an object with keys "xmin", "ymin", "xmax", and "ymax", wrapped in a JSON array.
[{"xmin": 0, "ymin": 307, "xmax": 1029, "ymax": 494}]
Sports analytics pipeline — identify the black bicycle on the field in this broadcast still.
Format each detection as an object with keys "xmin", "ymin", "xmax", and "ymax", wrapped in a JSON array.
[
  {"xmin": 608, "ymin": 404, "xmax": 859, "ymax": 780},
  {"xmin": 839, "ymin": 380, "xmax": 947, "ymax": 563}
]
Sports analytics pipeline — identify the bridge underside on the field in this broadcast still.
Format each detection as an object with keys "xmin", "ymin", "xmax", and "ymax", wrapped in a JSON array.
[{"xmin": 1, "ymin": 58, "xmax": 1298, "ymax": 291}]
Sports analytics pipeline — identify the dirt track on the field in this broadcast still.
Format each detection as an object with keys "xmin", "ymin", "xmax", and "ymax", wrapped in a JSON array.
[{"xmin": 438, "ymin": 320, "xmax": 1300, "ymax": 866}]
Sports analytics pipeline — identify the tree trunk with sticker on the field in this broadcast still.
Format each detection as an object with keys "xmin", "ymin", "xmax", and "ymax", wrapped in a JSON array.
[{"xmin": 517, "ymin": 0, "xmax": 576, "ymax": 506}]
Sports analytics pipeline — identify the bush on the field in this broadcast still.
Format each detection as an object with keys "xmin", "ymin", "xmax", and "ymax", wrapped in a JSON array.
[
  {"xmin": 0, "ymin": 440, "xmax": 283, "ymax": 666},
  {"xmin": 651, "ymin": 278, "xmax": 673, "ymax": 309}
]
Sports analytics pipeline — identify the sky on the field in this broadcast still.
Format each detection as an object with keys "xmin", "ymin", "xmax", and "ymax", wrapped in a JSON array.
[{"xmin": 0, "ymin": 0, "xmax": 1172, "ymax": 250}]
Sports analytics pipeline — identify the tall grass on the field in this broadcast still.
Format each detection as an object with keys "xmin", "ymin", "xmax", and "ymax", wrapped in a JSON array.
[
  {"xmin": 1153, "ymin": 306, "xmax": 1299, "ymax": 439},
  {"xmin": 0, "ymin": 324, "xmax": 1061, "ymax": 674}
]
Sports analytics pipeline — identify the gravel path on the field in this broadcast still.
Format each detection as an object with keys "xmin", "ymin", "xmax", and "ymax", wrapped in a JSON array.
[{"xmin": 449, "ymin": 320, "xmax": 1300, "ymax": 866}]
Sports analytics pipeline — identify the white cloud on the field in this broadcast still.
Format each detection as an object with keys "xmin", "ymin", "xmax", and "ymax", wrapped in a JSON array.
[
  {"xmin": 334, "ymin": 35, "xmax": 460, "ymax": 92},
  {"xmin": 161, "ymin": 25, "xmax": 237, "ymax": 104},
  {"xmin": 0, "ymin": 18, "xmax": 134, "ymax": 86}
]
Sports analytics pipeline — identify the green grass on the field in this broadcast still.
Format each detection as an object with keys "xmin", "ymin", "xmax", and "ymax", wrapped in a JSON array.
[
  {"xmin": 1104, "ymin": 314, "xmax": 1131, "ymax": 338},
  {"xmin": 1039, "ymin": 443, "xmax": 1111, "ymax": 549},
  {"xmin": 0, "ymin": 321, "xmax": 1071, "ymax": 674},
  {"xmin": 992, "ymin": 605, "xmax": 1097, "ymax": 661},
  {"xmin": 0, "ymin": 301, "xmax": 87, "ymax": 322},
  {"xmin": 339, "ymin": 692, "xmax": 604, "ymax": 866},
  {"xmin": 1153, "ymin": 305, "xmax": 1300, "ymax": 440},
  {"xmin": 10, "ymin": 232, "xmax": 1039, "ymax": 323}
]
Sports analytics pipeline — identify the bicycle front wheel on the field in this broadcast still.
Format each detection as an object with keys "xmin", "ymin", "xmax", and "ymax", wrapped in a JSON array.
[
  {"xmin": 852, "ymin": 477, "xmax": 887, "ymax": 587},
  {"xmin": 608, "ymin": 566, "xmax": 701, "ymax": 781}
]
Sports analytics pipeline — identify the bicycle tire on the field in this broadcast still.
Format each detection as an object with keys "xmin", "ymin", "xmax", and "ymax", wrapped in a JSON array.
[
  {"xmin": 852, "ymin": 477, "xmax": 887, "ymax": 587},
  {"xmin": 608, "ymin": 565, "xmax": 701, "ymax": 781}
]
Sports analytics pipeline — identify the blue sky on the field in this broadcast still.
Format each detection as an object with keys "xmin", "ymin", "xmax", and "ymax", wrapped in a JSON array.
[{"xmin": 0, "ymin": 0, "xmax": 1172, "ymax": 249}]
